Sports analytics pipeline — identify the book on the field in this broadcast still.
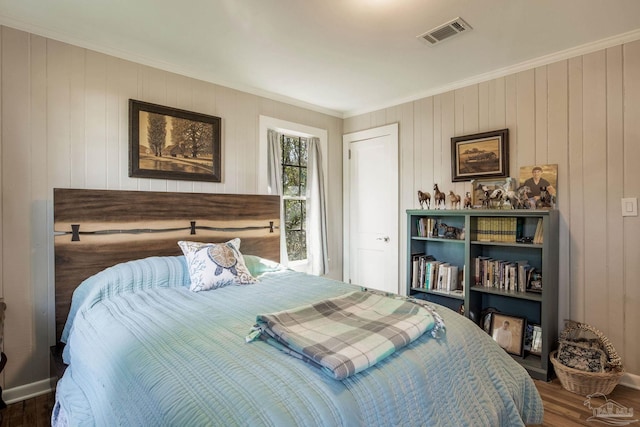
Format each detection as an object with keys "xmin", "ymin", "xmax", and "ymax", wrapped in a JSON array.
[
  {"xmin": 508, "ymin": 263, "xmax": 517, "ymax": 291},
  {"xmin": 436, "ymin": 262, "xmax": 450, "ymax": 291},
  {"xmin": 411, "ymin": 254, "xmax": 425, "ymax": 288},
  {"xmin": 533, "ymin": 218, "xmax": 544, "ymax": 244},
  {"xmin": 425, "ymin": 260, "xmax": 440, "ymax": 290},
  {"xmin": 447, "ymin": 265, "xmax": 459, "ymax": 291}
]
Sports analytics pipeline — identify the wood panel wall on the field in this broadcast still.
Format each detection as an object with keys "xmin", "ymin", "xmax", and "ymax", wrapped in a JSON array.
[
  {"xmin": 345, "ymin": 40, "xmax": 640, "ymax": 382},
  {"xmin": 0, "ymin": 25, "xmax": 344, "ymax": 396}
]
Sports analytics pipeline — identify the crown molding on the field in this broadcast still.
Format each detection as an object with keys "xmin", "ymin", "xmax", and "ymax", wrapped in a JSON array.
[{"xmin": 344, "ymin": 28, "xmax": 640, "ymax": 118}]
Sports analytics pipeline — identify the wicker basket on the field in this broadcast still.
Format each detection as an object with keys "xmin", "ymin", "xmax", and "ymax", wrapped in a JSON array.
[
  {"xmin": 551, "ymin": 350, "xmax": 624, "ymax": 395},
  {"xmin": 551, "ymin": 321, "xmax": 624, "ymax": 396}
]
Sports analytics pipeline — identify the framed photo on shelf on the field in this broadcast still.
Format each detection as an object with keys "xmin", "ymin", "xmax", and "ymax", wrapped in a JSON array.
[
  {"xmin": 451, "ymin": 129, "xmax": 509, "ymax": 182},
  {"xmin": 524, "ymin": 323, "xmax": 534, "ymax": 352},
  {"xmin": 518, "ymin": 164, "xmax": 557, "ymax": 209},
  {"xmin": 530, "ymin": 324, "xmax": 543, "ymax": 356},
  {"xmin": 129, "ymin": 99, "xmax": 222, "ymax": 182},
  {"xmin": 470, "ymin": 177, "xmax": 513, "ymax": 208},
  {"xmin": 480, "ymin": 307, "xmax": 500, "ymax": 334},
  {"xmin": 527, "ymin": 271, "xmax": 543, "ymax": 293},
  {"xmin": 490, "ymin": 313, "xmax": 526, "ymax": 357}
]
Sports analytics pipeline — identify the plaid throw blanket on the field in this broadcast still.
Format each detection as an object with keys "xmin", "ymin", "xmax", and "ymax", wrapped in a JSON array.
[{"xmin": 247, "ymin": 291, "xmax": 445, "ymax": 380}]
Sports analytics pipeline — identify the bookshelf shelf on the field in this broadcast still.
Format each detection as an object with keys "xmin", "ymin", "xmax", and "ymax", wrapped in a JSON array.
[
  {"xmin": 406, "ymin": 208, "xmax": 558, "ymax": 381},
  {"xmin": 470, "ymin": 240, "xmax": 544, "ymax": 249},
  {"xmin": 411, "ymin": 288, "xmax": 465, "ymax": 300},
  {"xmin": 470, "ymin": 286, "xmax": 543, "ymax": 302},
  {"xmin": 413, "ymin": 236, "xmax": 465, "ymax": 243}
]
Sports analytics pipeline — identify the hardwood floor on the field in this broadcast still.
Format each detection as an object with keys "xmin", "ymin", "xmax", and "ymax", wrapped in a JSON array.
[
  {"xmin": 532, "ymin": 379, "xmax": 640, "ymax": 426},
  {"xmin": 0, "ymin": 380, "xmax": 637, "ymax": 426},
  {"xmin": 0, "ymin": 392, "xmax": 54, "ymax": 427}
]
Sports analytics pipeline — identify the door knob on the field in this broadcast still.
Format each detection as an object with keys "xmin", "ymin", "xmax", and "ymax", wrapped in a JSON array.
[{"xmin": 376, "ymin": 236, "xmax": 390, "ymax": 242}]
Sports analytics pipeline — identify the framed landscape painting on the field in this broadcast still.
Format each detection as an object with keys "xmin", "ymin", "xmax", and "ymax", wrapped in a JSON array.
[
  {"xmin": 451, "ymin": 129, "xmax": 509, "ymax": 182},
  {"xmin": 129, "ymin": 99, "xmax": 222, "ymax": 182}
]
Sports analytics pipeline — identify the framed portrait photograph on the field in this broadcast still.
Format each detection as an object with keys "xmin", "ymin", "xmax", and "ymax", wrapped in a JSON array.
[
  {"xmin": 451, "ymin": 129, "xmax": 509, "ymax": 182},
  {"xmin": 490, "ymin": 313, "xmax": 526, "ymax": 357},
  {"xmin": 518, "ymin": 164, "xmax": 557, "ymax": 209},
  {"xmin": 129, "ymin": 99, "xmax": 222, "ymax": 182}
]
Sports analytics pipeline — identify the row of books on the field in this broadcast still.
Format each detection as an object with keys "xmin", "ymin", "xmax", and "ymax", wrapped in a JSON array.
[
  {"xmin": 473, "ymin": 256, "xmax": 539, "ymax": 292},
  {"xmin": 411, "ymin": 254, "xmax": 462, "ymax": 292},
  {"xmin": 416, "ymin": 217, "xmax": 437, "ymax": 238},
  {"xmin": 474, "ymin": 217, "xmax": 544, "ymax": 244},
  {"xmin": 475, "ymin": 217, "xmax": 520, "ymax": 242}
]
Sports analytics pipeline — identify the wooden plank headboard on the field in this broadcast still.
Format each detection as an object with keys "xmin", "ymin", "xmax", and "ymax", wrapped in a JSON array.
[{"xmin": 53, "ymin": 188, "xmax": 280, "ymax": 342}]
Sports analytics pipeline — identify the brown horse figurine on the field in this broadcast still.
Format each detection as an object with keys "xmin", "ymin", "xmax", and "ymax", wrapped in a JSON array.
[
  {"xmin": 448, "ymin": 191, "xmax": 461, "ymax": 209},
  {"xmin": 417, "ymin": 190, "xmax": 431, "ymax": 209},
  {"xmin": 433, "ymin": 184, "xmax": 446, "ymax": 209},
  {"xmin": 463, "ymin": 192, "xmax": 472, "ymax": 209}
]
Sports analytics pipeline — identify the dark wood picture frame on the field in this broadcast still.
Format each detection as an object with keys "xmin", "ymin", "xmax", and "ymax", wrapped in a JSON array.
[
  {"xmin": 451, "ymin": 129, "xmax": 509, "ymax": 182},
  {"xmin": 129, "ymin": 99, "xmax": 222, "ymax": 182},
  {"xmin": 490, "ymin": 313, "xmax": 526, "ymax": 357}
]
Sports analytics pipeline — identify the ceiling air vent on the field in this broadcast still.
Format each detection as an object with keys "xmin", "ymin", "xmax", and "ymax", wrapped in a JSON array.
[{"xmin": 417, "ymin": 17, "xmax": 472, "ymax": 46}]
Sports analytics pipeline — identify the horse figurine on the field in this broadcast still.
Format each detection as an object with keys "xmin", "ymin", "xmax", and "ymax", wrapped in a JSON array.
[
  {"xmin": 433, "ymin": 184, "xmax": 446, "ymax": 209},
  {"xmin": 513, "ymin": 185, "xmax": 531, "ymax": 209},
  {"xmin": 502, "ymin": 183, "xmax": 528, "ymax": 209},
  {"xmin": 502, "ymin": 188, "xmax": 519, "ymax": 209},
  {"xmin": 536, "ymin": 186, "xmax": 555, "ymax": 208},
  {"xmin": 438, "ymin": 222, "xmax": 460, "ymax": 239},
  {"xmin": 476, "ymin": 183, "xmax": 492, "ymax": 209},
  {"xmin": 417, "ymin": 190, "xmax": 431, "ymax": 209},
  {"xmin": 488, "ymin": 188, "xmax": 505, "ymax": 208},
  {"xmin": 463, "ymin": 192, "xmax": 472, "ymax": 209},
  {"xmin": 448, "ymin": 191, "xmax": 461, "ymax": 209}
]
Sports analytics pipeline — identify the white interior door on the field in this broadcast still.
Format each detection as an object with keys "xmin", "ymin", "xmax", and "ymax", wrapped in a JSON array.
[{"xmin": 343, "ymin": 123, "xmax": 398, "ymax": 293}]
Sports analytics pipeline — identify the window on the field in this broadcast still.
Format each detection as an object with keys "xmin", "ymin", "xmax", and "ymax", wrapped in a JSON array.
[
  {"xmin": 281, "ymin": 135, "xmax": 308, "ymax": 261},
  {"xmin": 259, "ymin": 115, "xmax": 328, "ymax": 273}
]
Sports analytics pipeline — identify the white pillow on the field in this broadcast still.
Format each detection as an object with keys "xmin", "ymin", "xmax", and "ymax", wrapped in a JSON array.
[{"xmin": 178, "ymin": 238, "xmax": 257, "ymax": 292}]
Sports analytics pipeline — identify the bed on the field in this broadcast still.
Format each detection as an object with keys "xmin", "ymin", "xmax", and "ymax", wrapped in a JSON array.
[{"xmin": 51, "ymin": 188, "xmax": 543, "ymax": 426}]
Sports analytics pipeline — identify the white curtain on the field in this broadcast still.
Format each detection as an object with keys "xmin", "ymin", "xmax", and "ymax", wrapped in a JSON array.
[
  {"xmin": 266, "ymin": 129, "xmax": 288, "ymax": 265},
  {"xmin": 306, "ymin": 137, "xmax": 329, "ymax": 276},
  {"xmin": 267, "ymin": 129, "xmax": 283, "ymax": 196}
]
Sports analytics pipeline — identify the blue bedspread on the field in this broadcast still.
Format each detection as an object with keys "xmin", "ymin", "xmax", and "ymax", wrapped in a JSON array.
[{"xmin": 53, "ymin": 256, "xmax": 543, "ymax": 426}]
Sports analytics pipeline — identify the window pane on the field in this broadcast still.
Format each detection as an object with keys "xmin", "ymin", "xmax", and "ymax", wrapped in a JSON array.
[
  {"xmin": 284, "ymin": 199, "xmax": 303, "ymax": 231},
  {"xmin": 286, "ymin": 230, "xmax": 307, "ymax": 261},
  {"xmin": 283, "ymin": 166, "xmax": 300, "ymax": 196},
  {"xmin": 282, "ymin": 136, "xmax": 299, "ymax": 165},
  {"xmin": 300, "ymin": 167, "xmax": 307, "ymax": 195},
  {"xmin": 299, "ymin": 137, "xmax": 308, "ymax": 167}
]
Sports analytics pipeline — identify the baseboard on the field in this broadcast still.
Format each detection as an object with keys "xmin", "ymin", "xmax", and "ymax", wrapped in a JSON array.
[
  {"xmin": 620, "ymin": 372, "xmax": 640, "ymax": 390},
  {"xmin": 2, "ymin": 378, "xmax": 54, "ymax": 405}
]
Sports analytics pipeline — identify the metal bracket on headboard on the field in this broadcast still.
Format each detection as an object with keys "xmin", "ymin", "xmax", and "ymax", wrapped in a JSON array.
[
  {"xmin": 71, "ymin": 224, "xmax": 80, "ymax": 241},
  {"xmin": 59, "ymin": 221, "xmax": 277, "ymax": 241}
]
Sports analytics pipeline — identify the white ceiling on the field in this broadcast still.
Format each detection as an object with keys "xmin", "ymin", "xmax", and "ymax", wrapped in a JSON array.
[{"xmin": 2, "ymin": 0, "xmax": 640, "ymax": 118}]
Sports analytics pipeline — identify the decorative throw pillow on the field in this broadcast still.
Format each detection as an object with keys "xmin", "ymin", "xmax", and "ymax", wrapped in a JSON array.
[{"xmin": 178, "ymin": 239, "xmax": 257, "ymax": 292}]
